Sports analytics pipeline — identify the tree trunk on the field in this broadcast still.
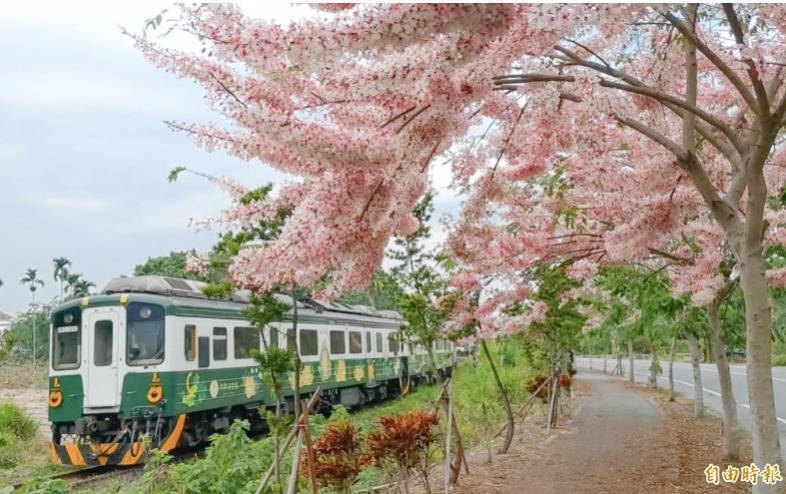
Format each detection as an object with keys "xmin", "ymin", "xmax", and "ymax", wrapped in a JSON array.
[
  {"xmin": 481, "ymin": 340, "xmax": 514, "ymax": 454},
  {"xmin": 291, "ymin": 290, "xmax": 301, "ymax": 420},
  {"xmin": 738, "ymin": 244, "xmax": 783, "ymax": 480},
  {"xmin": 668, "ymin": 336, "xmax": 676, "ymax": 401},
  {"xmin": 707, "ymin": 297, "xmax": 742, "ymax": 460},
  {"xmin": 616, "ymin": 343, "xmax": 623, "ymax": 376},
  {"xmin": 685, "ymin": 332, "xmax": 704, "ymax": 418},
  {"xmin": 649, "ymin": 343, "xmax": 660, "ymax": 388},
  {"xmin": 627, "ymin": 339, "xmax": 634, "ymax": 382},
  {"xmin": 428, "ymin": 350, "xmax": 466, "ymax": 483}
]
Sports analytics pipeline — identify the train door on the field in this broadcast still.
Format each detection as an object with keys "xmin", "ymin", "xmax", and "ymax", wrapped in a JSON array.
[{"xmin": 84, "ymin": 307, "xmax": 123, "ymax": 408}]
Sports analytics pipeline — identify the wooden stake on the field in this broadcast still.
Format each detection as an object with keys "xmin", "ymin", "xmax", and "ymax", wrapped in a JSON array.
[
  {"xmin": 546, "ymin": 372, "xmax": 558, "ymax": 434},
  {"xmin": 443, "ymin": 380, "xmax": 453, "ymax": 494},
  {"xmin": 287, "ymin": 430, "xmax": 304, "ymax": 494},
  {"xmin": 301, "ymin": 402, "xmax": 318, "ymax": 494},
  {"xmin": 256, "ymin": 389, "xmax": 322, "ymax": 494}
]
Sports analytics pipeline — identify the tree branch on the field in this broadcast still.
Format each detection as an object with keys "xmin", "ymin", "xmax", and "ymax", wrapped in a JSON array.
[
  {"xmin": 614, "ymin": 114, "xmax": 739, "ymax": 231},
  {"xmin": 661, "ymin": 10, "xmax": 759, "ymax": 114},
  {"xmin": 552, "ymin": 44, "xmax": 743, "ymax": 162},
  {"xmin": 683, "ymin": 4, "xmax": 699, "ymax": 156},
  {"xmin": 648, "ymin": 247, "xmax": 694, "ymax": 265},
  {"xmin": 613, "ymin": 114, "xmax": 686, "ymax": 158},
  {"xmin": 208, "ymin": 72, "xmax": 248, "ymax": 110},
  {"xmin": 491, "ymin": 103, "xmax": 528, "ymax": 174},
  {"xmin": 599, "ymin": 79, "xmax": 742, "ymax": 152},
  {"xmin": 722, "ymin": 3, "xmax": 769, "ymax": 114},
  {"xmin": 382, "ymin": 104, "xmax": 416, "ymax": 128},
  {"xmin": 497, "ymin": 43, "xmax": 744, "ymax": 165},
  {"xmin": 395, "ymin": 104, "xmax": 431, "ymax": 134}
]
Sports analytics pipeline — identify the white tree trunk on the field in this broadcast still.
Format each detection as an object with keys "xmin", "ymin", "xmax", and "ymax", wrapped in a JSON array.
[
  {"xmin": 685, "ymin": 332, "xmax": 704, "ymax": 418},
  {"xmin": 738, "ymin": 244, "xmax": 782, "ymax": 484},
  {"xmin": 707, "ymin": 296, "xmax": 742, "ymax": 459},
  {"xmin": 627, "ymin": 339, "xmax": 634, "ymax": 382}
]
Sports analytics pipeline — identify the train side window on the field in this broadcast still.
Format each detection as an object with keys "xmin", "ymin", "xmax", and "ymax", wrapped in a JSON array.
[
  {"xmin": 184, "ymin": 325, "xmax": 196, "ymax": 362},
  {"xmin": 388, "ymin": 334, "xmax": 399, "ymax": 355},
  {"xmin": 268, "ymin": 328, "xmax": 279, "ymax": 350},
  {"xmin": 198, "ymin": 337, "xmax": 210, "ymax": 368},
  {"xmin": 330, "ymin": 330, "xmax": 345, "ymax": 355},
  {"xmin": 365, "ymin": 331, "xmax": 371, "ymax": 353},
  {"xmin": 299, "ymin": 329, "xmax": 318, "ymax": 356},
  {"xmin": 349, "ymin": 331, "xmax": 362, "ymax": 354},
  {"xmin": 94, "ymin": 320, "xmax": 113, "ymax": 367},
  {"xmin": 286, "ymin": 328, "xmax": 296, "ymax": 350},
  {"xmin": 213, "ymin": 327, "xmax": 227, "ymax": 361},
  {"xmin": 234, "ymin": 327, "xmax": 260, "ymax": 359},
  {"xmin": 375, "ymin": 332, "xmax": 382, "ymax": 354}
]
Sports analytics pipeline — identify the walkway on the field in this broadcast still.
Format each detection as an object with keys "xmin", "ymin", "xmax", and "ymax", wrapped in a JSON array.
[
  {"xmin": 510, "ymin": 372, "xmax": 665, "ymax": 492},
  {"xmin": 453, "ymin": 372, "xmax": 749, "ymax": 493}
]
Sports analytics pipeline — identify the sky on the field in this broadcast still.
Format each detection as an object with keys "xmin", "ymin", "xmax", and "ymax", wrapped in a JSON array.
[{"xmin": 0, "ymin": 2, "xmax": 458, "ymax": 313}]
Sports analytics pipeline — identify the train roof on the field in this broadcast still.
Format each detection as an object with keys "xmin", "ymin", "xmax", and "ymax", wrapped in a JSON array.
[{"xmin": 96, "ymin": 275, "xmax": 405, "ymax": 323}]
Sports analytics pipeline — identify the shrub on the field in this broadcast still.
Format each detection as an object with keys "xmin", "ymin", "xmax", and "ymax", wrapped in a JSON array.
[
  {"xmin": 0, "ymin": 403, "xmax": 38, "ymax": 440},
  {"xmin": 0, "ymin": 431, "xmax": 21, "ymax": 468},
  {"xmin": 527, "ymin": 375, "xmax": 550, "ymax": 400},
  {"xmin": 367, "ymin": 410, "xmax": 439, "ymax": 493},
  {"xmin": 303, "ymin": 418, "xmax": 368, "ymax": 493}
]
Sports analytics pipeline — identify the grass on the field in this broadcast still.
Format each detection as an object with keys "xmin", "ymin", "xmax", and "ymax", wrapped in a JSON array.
[{"xmin": 0, "ymin": 402, "xmax": 60, "ymax": 488}]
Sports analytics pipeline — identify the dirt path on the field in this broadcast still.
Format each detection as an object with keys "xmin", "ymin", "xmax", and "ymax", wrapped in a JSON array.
[{"xmin": 452, "ymin": 372, "xmax": 753, "ymax": 493}]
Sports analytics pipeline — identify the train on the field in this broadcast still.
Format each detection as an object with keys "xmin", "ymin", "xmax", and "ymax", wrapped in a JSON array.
[{"xmin": 47, "ymin": 275, "xmax": 454, "ymax": 467}]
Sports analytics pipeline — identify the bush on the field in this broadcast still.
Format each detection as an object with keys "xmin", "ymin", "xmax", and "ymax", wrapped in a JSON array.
[
  {"xmin": 0, "ymin": 403, "xmax": 38, "ymax": 440},
  {"xmin": 303, "ymin": 418, "xmax": 368, "ymax": 493},
  {"xmin": 0, "ymin": 431, "xmax": 21, "ymax": 468},
  {"xmin": 366, "ymin": 410, "xmax": 439, "ymax": 492},
  {"xmin": 772, "ymin": 353, "xmax": 786, "ymax": 366}
]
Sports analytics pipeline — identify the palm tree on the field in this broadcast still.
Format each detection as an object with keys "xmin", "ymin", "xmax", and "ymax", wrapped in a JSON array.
[
  {"xmin": 52, "ymin": 257, "xmax": 71, "ymax": 301},
  {"xmin": 20, "ymin": 269, "xmax": 44, "ymax": 368},
  {"xmin": 64, "ymin": 272, "xmax": 81, "ymax": 298},
  {"xmin": 71, "ymin": 279, "xmax": 95, "ymax": 297}
]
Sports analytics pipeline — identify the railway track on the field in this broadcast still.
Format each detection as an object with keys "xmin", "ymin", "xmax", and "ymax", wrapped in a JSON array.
[
  {"xmin": 12, "ymin": 442, "xmax": 209, "ymax": 491},
  {"xmin": 12, "ymin": 464, "xmax": 143, "ymax": 491}
]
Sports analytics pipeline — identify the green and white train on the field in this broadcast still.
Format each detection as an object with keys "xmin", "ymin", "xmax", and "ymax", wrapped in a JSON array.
[{"xmin": 47, "ymin": 276, "xmax": 454, "ymax": 467}]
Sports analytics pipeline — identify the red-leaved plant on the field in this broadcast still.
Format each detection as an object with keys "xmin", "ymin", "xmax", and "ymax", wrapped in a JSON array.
[
  {"xmin": 302, "ymin": 418, "xmax": 369, "ymax": 494},
  {"xmin": 366, "ymin": 410, "xmax": 440, "ymax": 494}
]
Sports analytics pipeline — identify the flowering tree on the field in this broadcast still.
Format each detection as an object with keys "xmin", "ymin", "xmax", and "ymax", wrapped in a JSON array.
[{"xmin": 137, "ymin": 4, "xmax": 786, "ymax": 482}]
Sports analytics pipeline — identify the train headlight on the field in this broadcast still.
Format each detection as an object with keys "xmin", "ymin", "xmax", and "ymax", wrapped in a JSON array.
[
  {"xmin": 63, "ymin": 313, "xmax": 73, "ymax": 324},
  {"xmin": 139, "ymin": 307, "xmax": 152, "ymax": 319}
]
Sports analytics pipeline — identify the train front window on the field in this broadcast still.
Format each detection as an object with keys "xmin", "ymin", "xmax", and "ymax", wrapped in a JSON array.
[
  {"xmin": 127, "ymin": 303, "xmax": 165, "ymax": 366},
  {"xmin": 52, "ymin": 309, "xmax": 81, "ymax": 370},
  {"xmin": 53, "ymin": 327, "xmax": 80, "ymax": 370}
]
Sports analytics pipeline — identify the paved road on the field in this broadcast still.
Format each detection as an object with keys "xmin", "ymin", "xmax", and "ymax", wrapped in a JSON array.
[{"xmin": 576, "ymin": 356, "xmax": 786, "ymax": 456}]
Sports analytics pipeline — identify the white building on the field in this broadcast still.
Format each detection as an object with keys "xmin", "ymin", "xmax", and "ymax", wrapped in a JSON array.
[{"xmin": 0, "ymin": 311, "xmax": 14, "ymax": 334}]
